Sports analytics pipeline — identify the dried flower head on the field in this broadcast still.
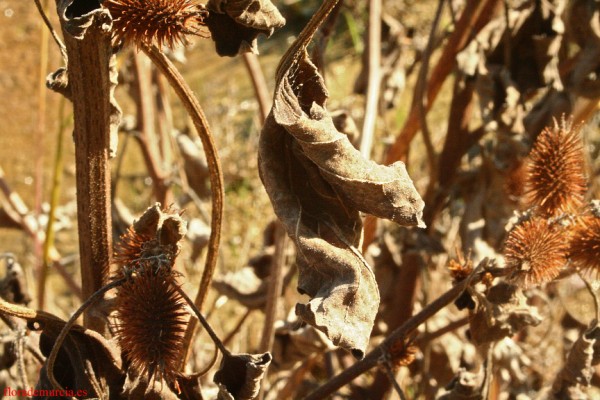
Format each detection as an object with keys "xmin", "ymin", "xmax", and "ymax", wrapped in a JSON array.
[
  {"xmin": 448, "ymin": 252, "xmax": 473, "ymax": 282},
  {"xmin": 114, "ymin": 266, "xmax": 188, "ymax": 385},
  {"xmin": 504, "ymin": 218, "xmax": 567, "ymax": 288},
  {"xmin": 525, "ymin": 120, "xmax": 587, "ymax": 216},
  {"xmin": 112, "ymin": 204, "xmax": 189, "ymax": 386},
  {"xmin": 105, "ymin": 0, "xmax": 209, "ymax": 49},
  {"xmin": 388, "ymin": 338, "xmax": 418, "ymax": 369},
  {"xmin": 569, "ymin": 215, "xmax": 600, "ymax": 275}
]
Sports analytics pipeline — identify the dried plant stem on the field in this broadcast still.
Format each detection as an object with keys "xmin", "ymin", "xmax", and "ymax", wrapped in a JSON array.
[
  {"xmin": 58, "ymin": 7, "xmax": 115, "ymax": 333},
  {"xmin": 140, "ymin": 43, "xmax": 225, "ymax": 367},
  {"xmin": 416, "ymin": 0, "xmax": 445, "ymax": 179},
  {"xmin": 132, "ymin": 52, "xmax": 171, "ymax": 205},
  {"xmin": 223, "ymin": 309, "xmax": 253, "ymax": 346},
  {"xmin": 416, "ymin": 315, "xmax": 469, "ymax": 346},
  {"xmin": 304, "ymin": 262, "xmax": 489, "ymax": 400},
  {"xmin": 34, "ymin": 0, "xmax": 51, "ymax": 303},
  {"xmin": 34, "ymin": 0, "xmax": 67, "ymax": 61},
  {"xmin": 359, "ymin": 0, "xmax": 381, "ymax": 159},
  {"xmin": 242, "ymin": 53, "xmax": 271, "ymax": 122},
  {"xmin": 175, "ymin": 286, "xmax": 230, "ymax": 356},
  {"xmin": 259, "ymin": 223, "xmax": 287, "ymax": 353},
  {"xmin": 381, "ymin": 360, "xmax": 407, "ymax": 400},
  {"xmin": 39, "ymin": 97, "xmax": 68, "ymax": 310},
  {"xmin": 385, "ymin": 0, "xmax": 500, "ymax": 164},
  {"xmin": 46, "ymin": 278, "xmax": 125, "ymax": 393}
]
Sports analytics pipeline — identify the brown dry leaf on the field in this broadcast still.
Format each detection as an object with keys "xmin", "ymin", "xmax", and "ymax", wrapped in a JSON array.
[
  {"xmin": 469, "ymin": 282, "xmax": 542, "ymax": 345},
  {"xmin": 271, "ymin": 313, "xmax": 335, "ymax": 372},
  {"xmin": 258, "ymin": 0, "xmax": 424, "ymax": 359},
  {"xmin": 551, "ymin": 321, "xmax": 598, "ymax": 399},
  {"xmin": 214, "ymin": 352, "xmax": 272, "ymax": 400},
  {"xmin": 33, "ymin": 319, "xmax": 125, "ymax": 399},
  {"xmin": 436, "ymin": 368, "xmax": 485, "ymax": 400},
  {"xmin": 205, "ymin": 0, "xmax": 285, "ymax": 56}
]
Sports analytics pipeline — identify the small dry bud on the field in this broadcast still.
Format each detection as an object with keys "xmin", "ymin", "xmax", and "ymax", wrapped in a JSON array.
[{"xmin": 504, "ymin": 218, "xmax": 567, "ymax": 288}]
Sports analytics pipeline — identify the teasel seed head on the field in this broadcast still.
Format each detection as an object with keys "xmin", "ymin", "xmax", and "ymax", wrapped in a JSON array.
[
  {"xmin": 114, "ymin": 265, "xmax": 189, "ymax": 385},
  {"xmin": 504, "ymin": 218, "xmax": 568, "ymax": 288},
  {"xmin": 569, "ymin": 214, "xmax": 600, "ymax": 275},
  {"xmin": 388, "ymin": 339, "xmax": 418, "ymax": 369},
  {"xmin": 524, "ymin": 120, "xmax": 587, "ymax": 217},
  {"xmin": 105, "ymin": 0, "xmax": 209, "ymax": 49}
]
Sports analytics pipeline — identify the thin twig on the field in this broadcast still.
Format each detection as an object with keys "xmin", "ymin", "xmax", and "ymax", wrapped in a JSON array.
[
  {"xmin": 175, "ymin": 286, "xmax": 230, "ymax": 356},
  {"xmin": 39, "ymin": 96, "xmax": 68, "ymax": 310},
  {"xmin": 359, "ymin": 0, "xmax": 381, "ymax": 159},
  {"xmin": 46, "ymin": 278, "xmax": 125, "ymax": 393},
  {"xmin": 140, "ymin": 43, "xmax": 225, "ymax": 368},
  {"xmin": 223, "ymin": 308, "xmax": 253, "ymax": 347},
  {"xmin": 385, "ymin": 0, "xmax": 500, "ymax": 164},
  {"xmin": 416, "ymin": 0, "xmax": 445, "ymax": 180},
  {"xmin": 304, "ymin": 260, "xmax": 490, "ymax": 399},
  {"xmin": 34, "ymin": 0, "xmax": 68, "ymax": 61},
  {"xmin": 381, "ymin": 359, "xmax": 407, "ymax": 400},
  {"xmin": 258, "ymin": 223, "xmax": 287, "ymax": 353},
  {"xmin": 242, "ymin": 53, "xmax": 271, "ymax": 122}
]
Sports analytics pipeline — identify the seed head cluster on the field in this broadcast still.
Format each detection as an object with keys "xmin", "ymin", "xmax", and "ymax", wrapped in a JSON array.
[
  {"xmin": 525, "ymin": 123, "xmax": 587, "ymax": 216},
  {"xmin": 504, "ymin": 218, "xmax": 567, "ymax": 288},
  {"xmin": 105, "ymin": 0, "xmax": 209, "ymax": 49}
]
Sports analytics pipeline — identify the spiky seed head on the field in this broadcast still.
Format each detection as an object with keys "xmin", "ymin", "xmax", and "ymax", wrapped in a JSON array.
[
  {"xmin": 114, "ymin": 266, "xmax": 189, "ymax": 385},
  {"xmin": 504, "ymin": 218, "xmax": 567, "ymax": 288},
  {"xmin": 105, "ymin": 0, "xmax": 209, "ymax": 49},
  {"xmin": 569, "ymin": 215, "xmax": 600, "ymax": 275},
  {"xmin": 389, "ymin": 339, "xmax": 418, "ymax": 369},
  {"xmin": 524, "ymin": 121, "xmax": 587, "ymax": 216}
]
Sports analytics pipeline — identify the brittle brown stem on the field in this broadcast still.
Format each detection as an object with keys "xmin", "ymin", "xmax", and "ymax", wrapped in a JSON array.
[
  {"xmin": 242, "ymin": 53, "xmax": 271, "ymax": 122},
  {"xmin": 140, "ymin": 43, "xmax": 225, "ymax": 368}
]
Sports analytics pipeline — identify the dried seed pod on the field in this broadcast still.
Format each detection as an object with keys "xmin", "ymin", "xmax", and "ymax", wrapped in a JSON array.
[
  {"xmin": 105, "ymin": 0, "xmax": 209, "ymax": 49},
  {"xmin": 569, "ymin": 214, "xmax": 600, "ymax": 275},
  {"xmin": 524, "ymin": 121, "xmax": 587, "ymax": 216},
  {"xmin": 112, "ymin": 204, "xmax": 189, "ymax": 386},
  {"xmin": 504, "ymin": 218, "xmax": 567, "ymax": 288},
  {"xmin": 114, "ymin": 266, "xmax": 188, "ymax": 385}
]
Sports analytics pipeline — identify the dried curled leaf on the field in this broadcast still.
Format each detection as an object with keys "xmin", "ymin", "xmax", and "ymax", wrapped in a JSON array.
[
  {"xmin": 33, "ymin": 318, "xmax": 125, "ymax": 399},
  {"xmin": 436, "ymin": 368, "xmax": 485, "ymax": 400},
  {"xmin": 214, "ymin": 352, "xmax": 272, "ymax": 400},
  {"xmin": 258, "ymin": 0, "xmax": 424, "ymax": 358},
  {"xmin": 551, "ymin": 321, "xmax": 598, "ymax": 399},
  {"xmin": 205, "ymin": 0, "xmax": 285, "ymax": 56},
  {"xmin": 469, "ymin": 282, "xmax": 542, "ymax": 345}
]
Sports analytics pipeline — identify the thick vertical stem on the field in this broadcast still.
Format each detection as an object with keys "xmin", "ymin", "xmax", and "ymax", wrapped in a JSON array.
[{"xmin": 57, "ymin": 1, "xmax": 116, "ymax": 333}]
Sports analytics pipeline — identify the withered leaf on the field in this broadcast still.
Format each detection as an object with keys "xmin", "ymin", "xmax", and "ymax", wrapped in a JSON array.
[
  {"xmin": 437, "ymin": 368, "xmax": 485, "ymax": 400},
  {"xmin": 258, "ymin": 0, "xmax": 424, "ymax": 358},
  {"xmin": 33, "ymin": 319, "xmax": 124, "ymax": 399},
  {"xmin": 469, "ymin": 283, "xmax": 542, "ymax": 345},
  {"xmin": 214, "ymin": 352, "xmax": 272, "ymax": 400},
  {"xmin": 205, "ymin": 0, "xmax": 285, "ymax": 56},
  {"xmin": 551, "ymin": 321, "xmax": 598, "ymax": 398}
]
